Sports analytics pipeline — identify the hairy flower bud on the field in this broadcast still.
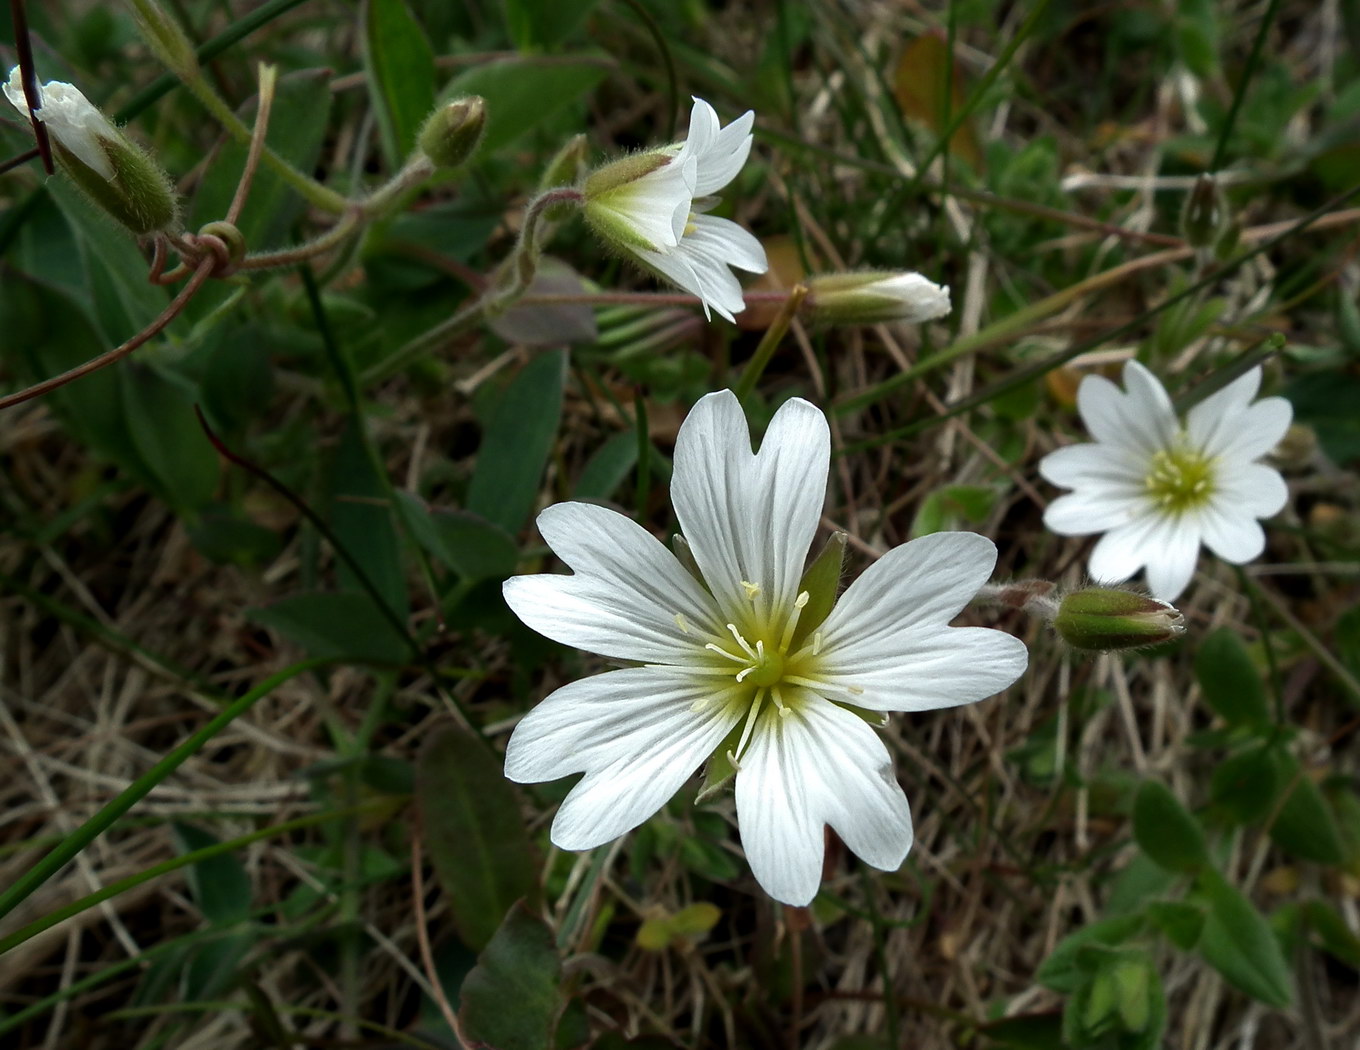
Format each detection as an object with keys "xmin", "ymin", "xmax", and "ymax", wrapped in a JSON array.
[
  {"xmin": 805, "ymin": 271, "xmax": 952, "ymax": 326},
  {"xmin": 417, "ymin": 96, "xmax": 486, "ymax": 169},
  {"xmin": 1181, "ymin": 173, "xmax": 1226, "ymax": 250},
  {"xmin": 540, "ymin": 133, "xmax": 589, "ymax": 192},
  {"xmin": 1054, "ymin": 587, "xmax": 1185, "ymax": 651},
  {"xmin": 4, "ymin": 69, "xmax": 178, "ymax": 235}
]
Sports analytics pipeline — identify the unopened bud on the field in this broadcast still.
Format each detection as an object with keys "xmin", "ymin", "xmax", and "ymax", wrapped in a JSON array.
[
  {"xmin": 804, "ymin": 271, "xmax": 951, "ymax": 326},
  {"xmin": 4, "ymin": 69, "xmax": 177, "ymax": 234},
  {"xmin": 1054, "ymin": 587, "xmax": 1185, "ymax": 651},
  {"xmin": 417, "ymin": 96, "xmax": 486, "ymax": 169},
  {"xmin": 1182, "ymin": 174, "xmax": 1226, "ymax": 249},
  {"xmin": 126, "ymin": 0, "xmax": 199, "ymax": 80},
  {"xmin": 540, "ymin": 133, "xmax": 589, "ymax": 192}
]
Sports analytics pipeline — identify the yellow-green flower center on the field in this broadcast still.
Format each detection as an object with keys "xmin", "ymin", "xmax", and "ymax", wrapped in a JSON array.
[{"xmin": 1145, "ymin": 444, "xmax": 1216, "ymax": 515}]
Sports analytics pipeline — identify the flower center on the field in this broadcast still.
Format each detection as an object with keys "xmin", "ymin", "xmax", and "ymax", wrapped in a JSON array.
[{"xmin": 1145, "ymin": 444, "xmax": 1216, "ymax": 515}]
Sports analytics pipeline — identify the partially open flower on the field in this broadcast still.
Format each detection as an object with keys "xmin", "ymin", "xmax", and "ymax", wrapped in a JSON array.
[
  {"xmin": 1053, "ymin": 587, "xmax": 1185, "ymax": 651},
  {"xmin": 805, "ymin": 271, "xmax": 952, "ymax": 326},
  {"xmin": 4, "ymin": 68, "xmax": 177, "ymax": 235},
  {"xmin": 1039, "ymin": 361, "xmax": 1292, "ymax": 601},
  {"xmin": 502, "ymin": 391, "xmax": 1027, "ymax": 906},
  {"xmin": 583, "ymin": 97, "xmax": 767, "ymax": 322}
]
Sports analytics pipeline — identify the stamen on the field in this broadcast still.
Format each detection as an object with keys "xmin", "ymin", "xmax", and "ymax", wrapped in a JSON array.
[
  {"xmin": 705, "ymin": 642, "xmax": 746, "ymax": 665},
  {"xmin": 771, "ymin": 685, "xmax": 790, "ymax": 718},
  {"xmin": 779, "ymin": 590, "xmax": 810, "ymax": 652},
  {"xmin": 726, "ymin": 623, "xmax": 759, "ymax": 660},
  {"xmin": 740, "ymin": 580, "xmax": 761, "ymax": 600},
  {"xmin": 674, "ymin": 613, "xmax": 690, "ymax": 634},
  {"xmin": 730, "ymin": 688, "xmax": 766, "ymax": 763},
  {"xmin": 735, "ymin": 666, "xmax": 754, "ymax": 682}
]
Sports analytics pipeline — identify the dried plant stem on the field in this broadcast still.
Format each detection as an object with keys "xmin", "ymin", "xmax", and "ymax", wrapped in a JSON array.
[{"xmin": 411, "ymin": 833, "xmax": 461, "ymax": 1033}]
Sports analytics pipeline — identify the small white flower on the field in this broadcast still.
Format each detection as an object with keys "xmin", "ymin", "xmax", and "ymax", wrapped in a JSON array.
[
  {"xmin": 1040, "ymin": 361, "xmax": 1293, "ymax": 602},
  {"xmin": 806, "ymin": 270, "xmax": 952, "ymax": 325},
  {"xmin": 583, "ymin": 97, "xmax": 767, "ymax": 322},
  {"xmin": 4, "ymin": 67, "xmax": 118, "ymax": 179},
  {"xmin": 502, "ymin": 391, "xmax": 1027, "ymax": 906}
]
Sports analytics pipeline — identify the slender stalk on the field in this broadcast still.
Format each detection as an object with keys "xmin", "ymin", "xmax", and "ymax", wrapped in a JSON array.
[
  {"xmin": 1209, "ymin": 0, "xmax": 1282, "ymax": 173},
  {"xmin": 0, "ymin": 659, "xmax": 331, "ymax": 924},
  {"xmin": 225, "ymin": 62, "xmax": 278, "ymax": 224},
  {"xmin": 733, "ymin": 284, "xmax": 808, "ymax": 403}
]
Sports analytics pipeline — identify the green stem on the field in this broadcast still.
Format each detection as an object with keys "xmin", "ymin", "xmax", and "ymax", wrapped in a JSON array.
[
  {"xmin": 1209, "ymin": 0, "xmax": 1282, "ymax": 173},
  {"xmin": 732, "ymin": 284, "xmax": 808, "ymax": 404},
  {"xmin": 0, "ymin": 802, "xmax": 376, "ymax": 956},
  {"xmin": 0, "ymin": 658, "xmax": 331, "ymax": 924}
]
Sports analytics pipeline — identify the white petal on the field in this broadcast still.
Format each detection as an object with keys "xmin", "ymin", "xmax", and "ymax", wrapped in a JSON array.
[
  {"xmin": 819, "ymin": 532, "xmax": 1000, "ymax": 635},
  {"xmin": 1216, "ymin": 397, "xmax": 1293, "ymax": 462},
  {"xmin": 1088, "ymin": 518, "xmax": 1156, "ymax": 584},
  {"xmin": 503, "ymin": 501, "xmax": 722, "ymax": 663},
  {"xmin": 1143, "ymin": 518, "xmax": 1201, "ymax": 601},
  {"xmin": 635, "ymin": 214, "xmax": 766, "ymax": 321},
  {"xmin": 505, "ymin": 667, "xmax": 743, "ymax": 850},
  {"xmin": 1200, "ymin": 508, "xmax": 1265, "ymax": 564},
  {"xmin": 1185, "ymin": 368, "xmax": 1262, "ymax": 457},
  {"xmin": 816, "ymin": 625, "xmax": 1028, "ymax": 713},
  {"xmin": 735, "ymin": 696, "xmax": 913, "ymax": 906},
  {"xmin": 5, "ymin": 70, "xmax": 116, "ymax": 179},
  {"xmin": 1215, "ymin": 462, "xmax": 1289, "ymax": 518},
  {"xmin": 671, "ymin": 391, "xmax": 829, "ymax": 624},
  {"xmin": 1038, "ymin": 442, "xmax": 1145, "ymax": 489},
  {"xmin": 1076, "ymin": 363, "xmax": 1177, "ymax": 458},
  {"xmin": 1044, "ymin": 489, "xmax": 1143, "ymax": 535},
  {"xmin": 692, "ymin": 105, "xmax": 754, "ymax": 196}
]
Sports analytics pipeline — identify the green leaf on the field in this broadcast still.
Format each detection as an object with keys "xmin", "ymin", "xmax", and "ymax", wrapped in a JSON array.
[
  {"xmin": 794, "ymin": 531, "xmax": 847, "ymax": 646},
  {"xmin": 120, "ymin": 364, "xmax": 220, "ymax": 511},
  {"xmin": 1035, "ymin": 913, "xmax": 1145, "ymax": 994},
  {"xmin": 1303, "ymin": 899, "xmax": 1360, "ymax": 969},
  {"xmin": 572, "ymin": 431, "xmax": 638, "ymax": 501},
  {"xmin": 364, "ymin": 0, "xmax": 436, "ymax": 167},
  {"xmin": 503, "ymin": 0, "xmax": 600, "ymax": 50},
  {"xmin": 440, "ymin": 57, "xmax": 609, "ymax": 154},
  {"xmin": 910, "ymin": 484, "xmax": 997, "ymax": 537},
  {"xmin": 46, "ymin": 177, "xmax": 169, "ymax": 342},
  {"xmin": 1132, "ymin": 780, "xmax": 1208, "ymax": 874},
  {"xmin": 396, "ymin": 493, "xmax": 519, "ymax": 582},
  {"xmin": 1196, "ymin": 868, "xmax": 1292, "ymax": 1007},
  {"xmin": 327, "ymin": 420, "xmax": 409, "ymax": 620},
  {"xmin": 457, "ymin": 903, "xmax": 561, "ymax": 1050},
  {"xmin": 416, "ymin": 725, "xmax": 539, "ymax": 951},
  {"xmin": 248, "ymin": 591, "xmax": 410, "ymax": 665},
  {"xmin": 1194, "ymin": 629, "xmax": 1272, "ymax": 728},
  {"xmin": 976, "ymin": 1013, "xmax": 1064, "ymax": 1050},
  {"xmin": 1269, "ymin": 751, "xmax": 1347, "ymax": 865},
  {"xmin": 1210, "ymin": 744, "xmax": 1280, "ymax": 825},
  {"xmin": 467, "ymin": 349, "xmax": 567, "ymax": 533},
  {"xmin": 172, "ymin": 823, "xmax": 252, "ymax": 925},
  {"xmin": 1146, "ymin": 900, "xmax": 1205, "ymax": 951}
]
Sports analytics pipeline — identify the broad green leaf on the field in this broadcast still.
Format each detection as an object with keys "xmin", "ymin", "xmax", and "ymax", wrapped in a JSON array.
[
  {"xmin": 1194, "ymin": 628, "xmax": 1271, "ymax": 728},
  {"xmin": 1196, "ymin": 868, "xmax": 1292, "ymax": 1007},
  {"xmin": 1303, "ymin": 899, "xmax": 1360, "ymax": 969},
  {"xmin": 248, "ymin": 591, "xmax": 410, "ymax": 665},
  {"xmin": 1269, "ymin": 751, "xmax": 1346, "ymax": 865},
  {"xmin": 186, "ymin": 508, "xmax": 284, "ymax": 567},
  {"xmin": 440, "ymin": 57, "xmax": 609, "ymax": 154},
  {"xmin": 416, "ymin": 725, "xmax": 539, "ymax": 951},
  {"xmin": 327, "ymin": 420, "xmax": 409, "ymax": 621},
  {"xmin": 199, "ymin": 324, "xmax": 275, "ymax": 432},
  {"xmin": 572, "ymin": 431, "xmax": 638, "ymax": 501},
  {"xmin": 172, "ymin": 823, "xmax": 252, "ymax": 925},
  {"xmin": 1146, "ymin": 900, "xmax": 1205, "ymax": 951},
  {"xmin": 503, "ymin": 0, "xmax": 600, "ymax": 50},
  {"xmin": 120, "ymin": 363, "xmax": 220, "ymax": 511},
  {"xmin": 47, "ymin": 177, "xmax": 169, "ymax": 342},
  {"xmin": 1035, "ymin": 913, "xmax": 1145, "ymax": 994},
  {"xmin": 1132, "ymin": 780, "xmax": 1208, "ymax": 874},
  {"xmin": 1210, "ymin": 744, "xmax": 1279, "ymax": 825},
  {"xmin": 396, "ymin": 492, "xmax": 519, "ymax": 582},
  {"xmin": 467, "ymin": 349, "xmax": 567, "ymax": 533},
  {"xmin": 458, "ymin": 903, "xmax": 561, "ymax": 1050},
  {"xmin": 188, "ymin": 70, "xmax": 333, "ymax": 252},
  {"xmin": 364, "ymin": 0, "xmax": 436, "ymax": 167},
  {"xmin": 975, "ymin": 1013, "xmax": 1064, "ymax": 1050},
  {"xmin": 910, "ymin": 484, "xmax": 996, "ymax": 537}
]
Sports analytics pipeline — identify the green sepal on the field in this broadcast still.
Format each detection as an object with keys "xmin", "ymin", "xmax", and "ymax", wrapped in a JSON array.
[
  {"xmin": 671, "ymin": 533, "xmax": 708, "ymax": 590},
  {"xmin": 791, "ymin": 531, "xmax": 846, "ymax": 648},
  {"xmin": 55, "ymin": 137, "xmax": 177, "ymax": 236}
]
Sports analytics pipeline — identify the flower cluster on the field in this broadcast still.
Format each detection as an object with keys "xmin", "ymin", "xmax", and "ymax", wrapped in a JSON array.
[{"xmin": 503, "ymin": 391, "xmax": 1028, "ymax": 905}]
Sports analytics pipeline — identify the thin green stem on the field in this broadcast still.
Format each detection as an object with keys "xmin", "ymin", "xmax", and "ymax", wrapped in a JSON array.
[
  {"xmin": 1209, "ymin": 0, "xmax": 1282, "ymax": 173},
  {"xmin": 732, "ymin": 284, "xmax": 808, "ymax": 404},
  {"xmin": 0, "ymin": 658, "xmax": 331, "ymax": 924}
]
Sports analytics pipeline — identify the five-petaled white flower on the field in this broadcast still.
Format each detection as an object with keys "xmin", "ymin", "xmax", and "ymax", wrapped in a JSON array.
[
  {"xmin": 4, "ymin": 67, "xmax": 118, "ymax": 179},
  {"xmin": 1040, "ymin": 361, "xmax": 1292, "ymax": 602},
  {"xmin": 582, "ymin": 97, "xmax": 767, "ymax": 322},
  {"xmin": 502, "ymin": 391, "xmax": 1028, "ymax": 906}
]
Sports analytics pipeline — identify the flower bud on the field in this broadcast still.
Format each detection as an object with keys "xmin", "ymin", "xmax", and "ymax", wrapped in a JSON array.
[
  {"xmin": 126, "ymin": 0, "xmax": 200, "ymax": 80},
  {"xmin": 804, "ymin": 271, "xmax": 951, "ymax": 326},
  {"xmin": 540, "ymin": 133, "xmax": 589, "ymax": 192},
  {"xmin": 1053, "ymin": 587, "xmax": 1185, "ymax": 651},
  {"xmin": 1181, "ymin": 173, "xmax": 1226, "ymax": 249},
  {"xmin": 417, "ymin": 96, "xmax": 486, "ymax": 169},
  {"xmin": 4, "ymin": 68, "xmax": 178, "ymax": 235},
  {"xmin": 582, "ymin": 150, "xmax": 687, "ymax": 253}
]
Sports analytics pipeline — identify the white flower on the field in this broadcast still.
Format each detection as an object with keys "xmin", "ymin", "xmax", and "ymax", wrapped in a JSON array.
[
  {"xmin": 583, "ymin": 97, "xmax": 767, "ymax": 322},
  {"xmin": 502, "ymin": 391, "xmax": 1028, "ymax": 906},
  {"xmin": 4, "ymin": 67, "xmax": 118, "ymax": 179},
  {"xmin": 1040, "ymin": 361, "xmax": 1292, "ymax": 602},
  {"xmin": 806, "ymin": 271, "xmax": 952, "ymax": 325}
]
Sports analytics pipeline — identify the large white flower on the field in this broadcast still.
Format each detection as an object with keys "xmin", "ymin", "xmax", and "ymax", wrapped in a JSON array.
[
  {"xmin": 4, "ymin": 67, "xmax": 118, "ymax": 178},
  {"xmin": 1040, "ymin": 361, "xmax": 1292, "ymax": 602},
  {"xmin": 502, "ymin": 391, "xmax": 1028, "ymax": 906},
  {"xmin": 582, "ymin": 97, "xmax": 767, "ymax": 322}
]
